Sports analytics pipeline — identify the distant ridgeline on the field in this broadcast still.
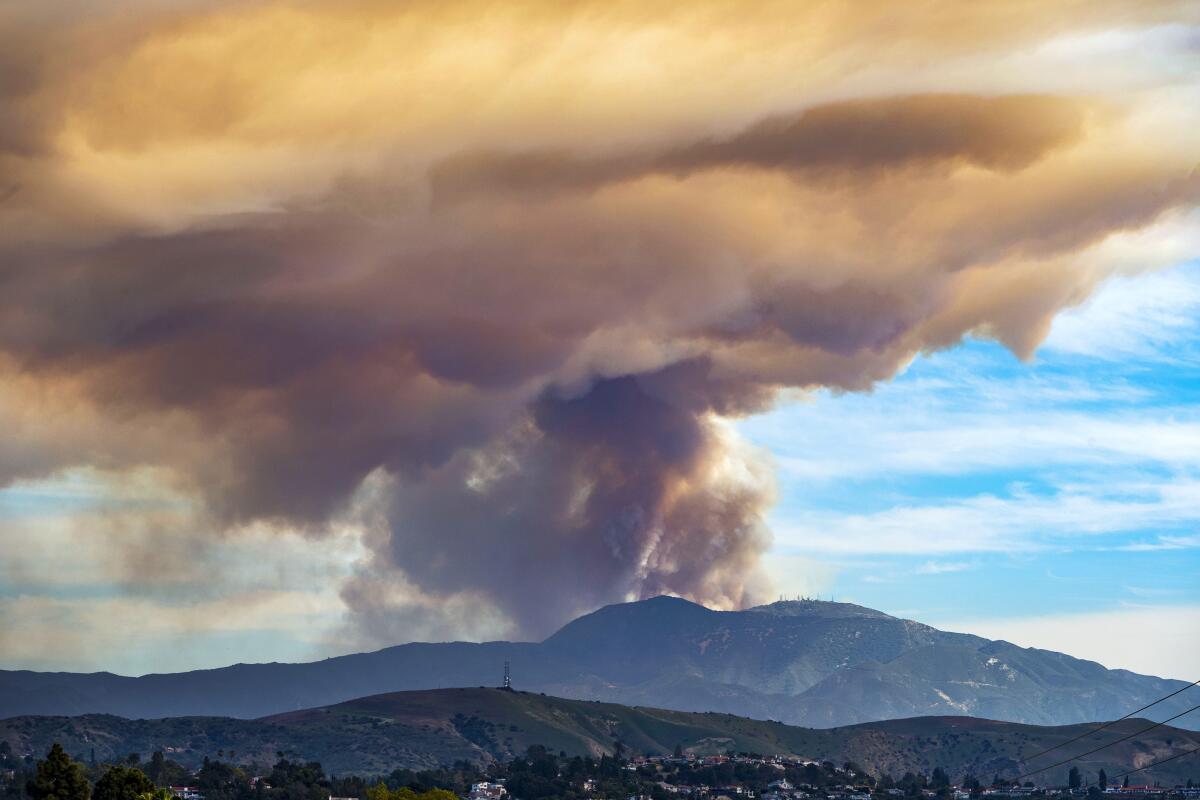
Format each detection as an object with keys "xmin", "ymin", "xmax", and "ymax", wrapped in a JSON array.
[
  {"xmin": 1, "ymin": 597, "xmax": 1194, "ymax": 730},
  {"xmin": 1, "ymin": 688, "xmax": 1198, "ymax": 785}
]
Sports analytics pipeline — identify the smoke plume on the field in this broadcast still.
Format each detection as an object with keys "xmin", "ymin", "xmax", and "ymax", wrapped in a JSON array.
[{"xmin": 0, "ymin": 0, "xmax": 1197, "ymax": 642}]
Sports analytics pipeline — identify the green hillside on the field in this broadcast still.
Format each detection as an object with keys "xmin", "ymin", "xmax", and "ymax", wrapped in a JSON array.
[{"xmin": 2, "ymin": 688, "xmax": 1197, "ymax": 784}]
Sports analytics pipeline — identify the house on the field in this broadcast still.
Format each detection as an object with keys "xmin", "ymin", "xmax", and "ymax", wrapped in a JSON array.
[
  {"xmin": 469, "ymin": 783, "xmax": 506, "ymax": 800},
  {"xmin": 169, "ymin": 787, "xmax": 204, "ymax": 800}
]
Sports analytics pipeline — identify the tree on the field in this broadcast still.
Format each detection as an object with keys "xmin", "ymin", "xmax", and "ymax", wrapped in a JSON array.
[
  {"xmin": 268, "ymin": 758, "xmax": 328, "ymax": 800},
  {"xmin": 146, "ymin": 754, "xmax": 165, "ymax": 785},
  {"xmin": 137, "ymin": 791, "xmax": 175, "ymax": 800},
  {"xmin": 29, "ymin": 744, "xmax": 91, "ymax": 800},
  {"xmin": 1099, "ymin": 770, "xmax": 1108, "ymax": 791},
  {"xmin": 1123, "ymin": 777, "xmax": 1129, "ymax": 789},
  {"xmin": 1069, "ymin": 767, "xmax": 1081, "ymax": 790},
  {"xmin": 367, "ymin": 789, "xmax": 457, "ymax": 800},
  {"xmin": 196, "ymin": 758, "xmax": 252, "ymax": 800},
  {"xmin": 95, "ymin": 766, "xmax": 155, "ymax": 800},
  {"xmin": 144, "ymin": 752, "xmax": 186, "ymax": 788}
]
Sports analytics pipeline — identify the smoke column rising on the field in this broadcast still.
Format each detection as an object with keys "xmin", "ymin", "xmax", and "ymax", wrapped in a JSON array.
[{"xmin": 0, "ymin": 0, "xmax": 1197, "ymax": 643}]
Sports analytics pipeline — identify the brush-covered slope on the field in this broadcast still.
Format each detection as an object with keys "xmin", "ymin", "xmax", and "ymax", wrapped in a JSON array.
[
  {"xmin": 1, "ymin": 597, "xmax": 1194, "ymax": 729},
  {"xmin": 3, "ymin": 689, "xmax": 1199, "ymax": 784}
]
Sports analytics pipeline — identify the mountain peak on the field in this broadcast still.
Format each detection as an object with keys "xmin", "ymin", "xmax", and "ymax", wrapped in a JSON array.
[
  {"xmin": 748, "ymin": 599, "xmax": 894, "ymax": 619},
  {"xmin": 639, "ymin": 593, "xmax": 705, "ymax": 607},
  {"xmin": 542, "ymin": 594, "xmax": 714, "ymax": 647}
]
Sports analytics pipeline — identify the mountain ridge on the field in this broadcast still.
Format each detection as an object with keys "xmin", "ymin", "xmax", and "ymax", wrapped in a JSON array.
[
  {"xmin": 2, "ymin": 596, "xmax": 1193, "ymax": 730},
  {"xmin": 3, "ymin": 687, "xmax": 1199, "ymax": 783}
]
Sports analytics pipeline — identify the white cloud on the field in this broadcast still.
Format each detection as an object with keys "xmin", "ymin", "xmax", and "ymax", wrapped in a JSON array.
[
  {"xmin": 916, "ymin": 560, "xmax": 977, "ymax": 574},
  {"xmin": 1116, "ymin": 533, "xmax": 1200, "ymax": 552},
  {"xmin": 934, "ymin": 605, "xmax": 1200, "ymax": 681},
  {"xmin": 764, "ymin": 400, "xmax": 1200, "ymax": 483},
  {"xmin": 775, "ymin": 478, "xmax": 1200, "ymax": 555},
  {"xmin": 1123, "ymin": 584, "xmax": 1190, "ymax": 599},
  {"xmin": 1044, "ymin": 255, "xmax": 1200, "ymax": 361}
]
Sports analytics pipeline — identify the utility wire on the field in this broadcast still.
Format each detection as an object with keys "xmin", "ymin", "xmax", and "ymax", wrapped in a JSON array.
[
  {"xmin": 1023, "ymin": 679, "xmax": 1200, "ymax": 764},
  {"xmin": 1014, "ymin": 702, "xmax": 1200, "ymax": 782},
  {"xmin": 1107, "ymin": 744, "xmax": 1200, "ymax": 782}
]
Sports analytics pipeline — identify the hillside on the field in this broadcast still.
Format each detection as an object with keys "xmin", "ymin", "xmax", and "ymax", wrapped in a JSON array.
[
  {"xmin": 2, "ymin": 689, "xmax": 1198, "ymax": 784},
  {"xmin": 1, "ymin": 597, "xmax": 1194, "ymax": 730}
]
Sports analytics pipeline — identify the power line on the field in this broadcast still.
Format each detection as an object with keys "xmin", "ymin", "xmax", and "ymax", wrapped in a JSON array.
[
  {"xmin": 1108, "ymin": 744, "xmax": 1200, "ymax": 782},
  {"xmin": 1022, "ymin": 679, "xmax": 1200, "ymax": 764},
  {"xmin": 1014, "ymin": 702, "xmax": 1200, "ymax": 782}
]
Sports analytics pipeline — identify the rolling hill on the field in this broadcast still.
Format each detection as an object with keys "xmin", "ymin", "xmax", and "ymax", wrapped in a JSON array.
[
  {"xmin": 2, "ymin": 688, "xmax": 1198, "ymax": 784},
  {"xmin": 1, "ymin": 597, "xmax": 1194, "ymax": 730}
]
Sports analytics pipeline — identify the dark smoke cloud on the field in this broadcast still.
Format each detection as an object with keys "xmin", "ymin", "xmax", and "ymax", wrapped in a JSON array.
[
  {"xmin": 362, "ymin": 371, "xmax": 774, "ymax": 637},
  {"xmin": 432, "ymin": 94, "xmax": 1087, "ymax": 202}
]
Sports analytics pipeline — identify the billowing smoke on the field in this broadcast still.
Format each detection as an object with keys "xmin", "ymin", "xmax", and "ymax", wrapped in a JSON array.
[
  {"xmin": 358, "ymin": 370, "xmax": 777, "ymax": 637},
  {"xmin": 0, "ymin": 0, "xmax": 1197, "ymax": 642}
]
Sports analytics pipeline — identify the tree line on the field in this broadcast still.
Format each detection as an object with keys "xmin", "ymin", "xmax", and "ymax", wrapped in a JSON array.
[
  {"xmin": 0, "ymin": 744, "xmax": 455, "ymax": 800},
  {"xmin": 3, "ymin": 740, "xmax": 1195, "ymax": 800}
]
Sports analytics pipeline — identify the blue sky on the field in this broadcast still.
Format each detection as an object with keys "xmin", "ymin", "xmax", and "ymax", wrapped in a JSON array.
[{"xmin": 740, "ymin": 261, "xmax": 1200, "ymax": 679}]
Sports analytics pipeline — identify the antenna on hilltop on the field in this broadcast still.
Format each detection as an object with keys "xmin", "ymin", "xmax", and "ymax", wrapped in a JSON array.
[{"xmin": 503, "ymin": 660, "xmax": 511, "ymax": 690}]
